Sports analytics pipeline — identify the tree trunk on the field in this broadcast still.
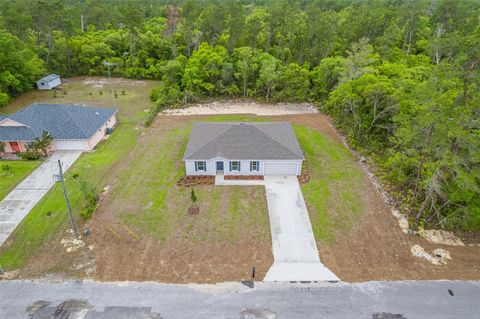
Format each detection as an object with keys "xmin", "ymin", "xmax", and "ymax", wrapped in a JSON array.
[
  {"xmin": 45, "ymin": 32, "xmax": 53, "ymax": 65},
  {"xmin": 64, "ymin": 35, "xmax": 72, "ymax": 75},
  {"xmin": 409, "ymin": 156, "xmax": 426, "ymax": 215}
]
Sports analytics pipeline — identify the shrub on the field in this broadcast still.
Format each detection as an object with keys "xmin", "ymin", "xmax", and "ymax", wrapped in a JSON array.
[
  {"xmin": 17, "ymin": 149, "xmax": 40, "ymax": 160},
  {"xmin": 78, "ymin": 179, "xmax": 99, "ymax": 220},
  {"xmin": 1, "ymin": 164, "xmax": 12, "ymax": 176},
  {"xmin": 145, "ymin": 84, "xmax": 183, "ymax": 127}
]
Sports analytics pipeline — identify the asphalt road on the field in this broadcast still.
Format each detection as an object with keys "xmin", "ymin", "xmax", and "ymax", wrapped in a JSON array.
[{"xmin": 1, "ymin": 280, "xmax": 479, "ymax": 318}]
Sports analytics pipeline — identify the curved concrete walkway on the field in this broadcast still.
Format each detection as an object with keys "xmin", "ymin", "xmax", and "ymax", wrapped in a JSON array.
[
  {"xmin": 0, "ymin": 151, "xmax": 82, "ymax": 246},
  {"xmin": 263, "ymin": 176, "xmax": 339, "ymax": 282}
]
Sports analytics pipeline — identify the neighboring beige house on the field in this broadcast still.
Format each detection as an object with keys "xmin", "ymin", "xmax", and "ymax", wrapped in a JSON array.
[
  {"xmin": 183, "ymin": 122, "xmax": 304, "ymax": 176},
  {"xmin": 0, "ymin": 103, "xmax": 117, "ymax": 153}
]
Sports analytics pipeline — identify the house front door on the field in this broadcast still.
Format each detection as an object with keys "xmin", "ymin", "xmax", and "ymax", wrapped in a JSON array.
[
  {"xmin": 10, "ymin": 142, "xmax": 21, "ymax": 152},
  {"xmin": 216, "ymin": 161, "xmax": 224, "ymax": 172}
]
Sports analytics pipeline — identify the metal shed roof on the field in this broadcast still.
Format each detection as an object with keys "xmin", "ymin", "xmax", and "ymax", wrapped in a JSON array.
[{"xmin": 37, "ymin": 74, "xmax": 60, "ymax": 82}]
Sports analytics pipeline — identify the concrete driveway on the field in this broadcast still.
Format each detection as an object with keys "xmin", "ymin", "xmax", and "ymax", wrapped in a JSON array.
[
  {"xmin": 263, "ymin": 175, "xmax": 339, "ymax": 281},
  {"xmin": 0, "ymin": 151, "xmax": 82, "ymax": 246}
]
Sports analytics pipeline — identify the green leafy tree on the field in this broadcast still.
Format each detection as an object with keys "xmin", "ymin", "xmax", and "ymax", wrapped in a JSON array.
[
  {"xmin": 191, "ymin": 188, "xmax": 197, "ymax": 206},
  {"xmin": 183, "ymin": 42, "xmax": 228, "ymax": 99},
  {"xmin": 0, "ymin": 29, "xmax": 45, "ymax": 102},
  {"xmin": 233, "ymin": 47, "xmax": 259, "ymax": 97},
  {"xmin": 310, "ymin": 56, "xmax": 345, "ymax": 101},
  {"xmin": 327, "ymin": 73, "xmax": 398, "ymax": 146},
  {"xmin": 275, "ymin": 63, "xmax": 310, "ymax": 101},
  {"xmin": 32, "ymin": 131, "xmax": 53, "ymax": 157},
  {"xmin": 256, "ymin": 53, "xmax": 280, "ymax": 101},
  {"xmin": 339, "ymin": 38, "xmax": 380, "ymax": 83}
]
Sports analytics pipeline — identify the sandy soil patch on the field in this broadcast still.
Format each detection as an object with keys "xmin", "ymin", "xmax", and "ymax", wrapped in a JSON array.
[
  {"xmin": 422, "ymin": 230, "xmax": 465, "ymax": 246},
  {"xmin": 80, "ymin": 78, "xmax": 148, "ymax": 88},
  {"xmin": 411, "ymin": 245, "xmax": 452, "ymax": 265},
  {"xmin": 162, "ymin": 101, "xmax": 318, "ymax": 116}
]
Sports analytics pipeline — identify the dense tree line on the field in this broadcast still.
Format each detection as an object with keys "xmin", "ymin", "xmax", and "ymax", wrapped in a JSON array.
[{"xmin": 0, "ymin": 0, "xmax": 479, "ymax": 231}]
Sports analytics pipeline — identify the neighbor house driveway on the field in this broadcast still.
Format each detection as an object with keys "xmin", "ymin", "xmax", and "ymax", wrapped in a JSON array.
[
  {"xmin": 263, "ymin": 176, "xmax": 339, "ymax": 281},
  {"xmin": 0, "ymin": 151, "xmax": 82, "ymax": 246}
]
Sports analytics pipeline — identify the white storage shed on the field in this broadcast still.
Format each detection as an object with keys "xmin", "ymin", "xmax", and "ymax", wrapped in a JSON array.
[{"xmin": 36, "ymin": 74, "xmax": 62, "ymax": 90}]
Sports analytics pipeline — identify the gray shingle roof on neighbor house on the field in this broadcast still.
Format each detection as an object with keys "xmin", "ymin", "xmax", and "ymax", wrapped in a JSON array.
[
  {"xmin": 37, "ymin": 74, "xmax": 60, "ymax": 82},
  {"xmin": 183, "ymin": 122, "xmax": 304, "ymax": 160},
  {"xmin": 0, "ymin": 103, "xmax": 117, "ymax": 141}
]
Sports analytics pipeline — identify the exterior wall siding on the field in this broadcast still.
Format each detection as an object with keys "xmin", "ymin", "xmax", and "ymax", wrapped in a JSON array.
[
  {"xmin": 84, "ymin": 113, "xmax": 117, "ymax": 150},
  {"xmin": 2, "ymin": 114, "xmax": 116, "ymax": 153},
  {"xmin": 3, "ymin": 141, "xmax": 27, "ymax": 153},
  {"xmin": 185, "ymin": 160, "xmax": 216, "ymax": 176},
  {"xmin": 185, "ymin": 159, "xmax": 303, "ymax": 176},
  {"xmin": 0, "ymin": 119, "xmax": 25, "ymax": 127},
  {"xmin": 36, "ymin": 77, "xmax": 61, "ymax": 90}
]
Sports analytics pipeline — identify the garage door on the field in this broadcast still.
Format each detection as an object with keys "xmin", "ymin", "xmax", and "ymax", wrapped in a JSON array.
[
  {"xmin": 264, "ymin": 162, "xmax": 298, "ymax": 175},
  {"xmin": 55, "ymin": 140, "xmax": 85, "ymax": 150}
]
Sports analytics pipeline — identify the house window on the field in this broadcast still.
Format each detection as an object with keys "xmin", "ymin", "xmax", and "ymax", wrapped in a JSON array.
[
  {"xmin": 195, "ymin": 161, "xmax": 206, "ymax": 172},
  {"xmin": 229, "ymin": 161, "xmax": 240, "ymax": 171},
  {"xmin": 250, "ymin": 161, "xmax": 259, "ymax": 171}
]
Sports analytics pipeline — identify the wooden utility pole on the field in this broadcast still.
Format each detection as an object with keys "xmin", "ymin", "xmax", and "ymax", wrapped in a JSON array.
[
  {"xmin": 57, "ymin": 160, "xmax": 78, "ymax": 238},
  {"xmin": 103, "ymin": 61, "xmax": 117, "ymax": 107}
]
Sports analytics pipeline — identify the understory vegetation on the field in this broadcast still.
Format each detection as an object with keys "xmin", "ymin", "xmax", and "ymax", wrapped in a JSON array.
[{"xmin": 0, "ymin": 0, "xmax": 479, "ymax": 230}]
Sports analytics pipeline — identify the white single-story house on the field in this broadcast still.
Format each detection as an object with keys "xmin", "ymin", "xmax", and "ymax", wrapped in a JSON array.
[
  {"xmin": 36, "ymin": 74, "xmax": 62, "ymax": 90},
  {"xmin": 0, "ymin": 103, "xmax": 117, "ymax": 153},
  {"xmin": 183, "ymin": 122, "xmax": 304, "ymax": 176}
]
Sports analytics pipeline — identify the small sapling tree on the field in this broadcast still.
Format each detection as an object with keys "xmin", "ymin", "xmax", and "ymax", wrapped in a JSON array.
[
  {"xmin": 32, "ymin": 131, "xmax": 53, "ymax": 157},
  {"xmin": 188, "ymin": 188, "xmax": 199, "ymax": 214}
]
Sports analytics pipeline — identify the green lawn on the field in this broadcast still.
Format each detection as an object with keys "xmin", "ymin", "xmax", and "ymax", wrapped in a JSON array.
[
  {"xmin": 295, "ymin": 125, "xmax": 363, "ymax": 242},
  {"xmin": 114, "ymin": 120, "xmax": 270, "ymax": 245},
  {"xmin": 0, "ymin": 160, "xmax": 42, "ymax": 201},
  {"xmin": 0, "ymin": 123, "xmax": 139, "ymax": 269}
]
